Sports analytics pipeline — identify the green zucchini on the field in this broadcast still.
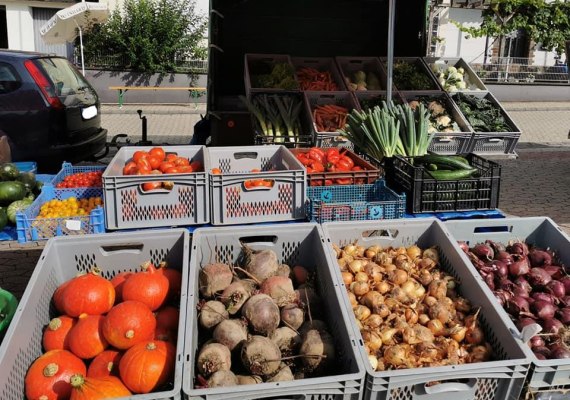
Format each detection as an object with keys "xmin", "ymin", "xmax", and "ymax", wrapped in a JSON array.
[
  {"xmin": 416, "ymin": 155, "xmax": 472, "ymax": 170},
  {"xmin": 428, "ymin": 168, "xmax": 477, "ymax": 180}
]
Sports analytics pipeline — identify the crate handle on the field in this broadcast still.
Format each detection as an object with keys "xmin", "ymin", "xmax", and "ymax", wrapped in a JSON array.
[
  {"xmin": 435, "ymin": 137, "xmax": 452, "ymax": 143},
  {"xmin": 100, "ymin": 243, "xmax": 144, "ymax": 254},
  {"xmin": 242, "ymin": 180, "xmax": 274, "ymax": 191},
  {"xmin": 239, "ymin": 235, "xmax": 278, "ymax": 245},
  {"xmin": 233, "ymin": 151, "xmax": 258, "ymax": 160},
  {"xmin": 361, "ymin": 229, "xmax": 398, "ymax": 239},
  {"xmin": 487, "ymin": 138, "xmax": 504, "ymax": 143},
  {"xmin": 473, "ymin": 225, "xmax": 512, "ymax": 234},
  {"xmin": 421, "ymin": 378, "xmax": 477, "ymax": 395},
  {"xmin": 318, "ymin": 94, "xmax": 336, "ymax": 100}
]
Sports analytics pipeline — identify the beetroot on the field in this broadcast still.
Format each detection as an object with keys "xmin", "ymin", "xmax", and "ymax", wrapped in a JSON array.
[
  {"xmin": 199, "ymin": 263, "xmax": 234, "ymax": 298},
  {"xmin": 241, "ymin": 335, "xmax": 282, "ymax": 377},
  {"xmin": 266, "ymin": 364, "xmax": 294, "ymax": 382},
  {"xmin": 277, "ymin": 264, "xmax": 291, "ymax": 278},
  {"xmin": 260, "ymin": 276, "xmax": 295, "ymax": 307},
  {"xmin": 199, "ymin": 300, "xmax": 229, "ymax": 330},
  {"xmin": 269, "ymin": 327, "xmax": 301, "ymax": 355},
  {"xmin": 221, "ymin": 280, "xmax": 254, "ymax": 315},
  {"xmin": 242, "ymin": 294, "xmax": 280, "ymax": 335},
  {"xmin": 213, "ymin": 319, "xmax": 248, "ymax": 352},
  {"xmin": 236, "ymin": 375, "xmax": 262, "ymax": 385},
  {"xmin": 240, "ymin": 246, "xmax": 279, "ymax": 281},
  {"xmin": 299, "ymin": 329, "xmax": 335, "ymax": 374},
  {"xmin": 207, "ymin": 370, "xmax": 238, "ymax": 387},
  {"xmin": 197, "ymin": 342, "xmax": 232, "ymax": 377},
  {"xmin": 280, "ymin": 304, "xmax": 304, "ymax": 330}
]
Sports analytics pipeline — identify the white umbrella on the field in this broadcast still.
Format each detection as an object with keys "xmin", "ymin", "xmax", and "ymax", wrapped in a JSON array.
[{"xmin": 40, "ymin": 1, "xmax": 109, "ymax": 75}]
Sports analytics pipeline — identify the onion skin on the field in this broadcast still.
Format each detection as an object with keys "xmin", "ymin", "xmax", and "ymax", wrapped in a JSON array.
[
  {"xmin": 531, "ymin": 292, "xmax": 557, "ymax": 305},
  {"xmin": 528, "ymin": 249, "xmax": 552, "ymax": 268},
  {"xmin": 507, "ymin": 242, "xmax": 529, "ymax": 257},
  {"xmin": 506, "ymin": 296, "xmax": 530, "ymax": 314}
]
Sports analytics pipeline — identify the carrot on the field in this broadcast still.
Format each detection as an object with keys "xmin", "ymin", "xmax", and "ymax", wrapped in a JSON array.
[
  {"xmin": 296, "ymin": 67, "xmax": 339, "ymax": 91},
  {"xmin": 313, "ymin": 104, "xmax": 350, "ymax": 132}
]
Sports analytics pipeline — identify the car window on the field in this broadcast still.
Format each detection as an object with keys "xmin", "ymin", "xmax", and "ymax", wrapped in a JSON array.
[
  {"xmin": 0, "ymin": 62, "xmax": 21, "ymax": 94},
  {"xmin": 35, "ymin": 57, "xmax": 92, "ymax": 98}
]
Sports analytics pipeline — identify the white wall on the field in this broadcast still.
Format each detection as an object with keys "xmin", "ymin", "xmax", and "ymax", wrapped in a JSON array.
[
  {"xmin": 5, "ymin": 3, "xmax": 34, "ymax": 50},
  {"xmin": 439, "ymin": 8, "xmax": 488, "ymax": 63}
]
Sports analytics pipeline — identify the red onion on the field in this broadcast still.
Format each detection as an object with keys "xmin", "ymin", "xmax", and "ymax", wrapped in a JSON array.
[
  {"xmin": 490, "ymin": 260, "xmax": 509, "ymax": 278},
  {"xmin": 472, "ymin": 243, "xmax": 494, "ymax": 260},
  {"xmin": 516, "ymin": 317, "xmax": 537, "ymax": 330},
  {"xmin": 514, "ymin": 276, "xmax": 532, "ymax": 293},
  {"xmin": 528, "ymin": 249, "xmax": 552, "ymax": 267},
  {"xmin": 497, "ymin": 278, "xmax": 515, "ymax": 291},
  {"xmin": 532, "ymin": 292, "xmax": 557, "ymax": 304},
  {"xmin": 529, "ymin": 336, "xmax": 545, "ymax": 348},
  {"xmin": 508, "ymin": 241, "xmax": 529, "ymax": 257},
  {"xmin": 457, "ymin": 241, "xmax": 469, "ymax": 252},
  {"xmin": 496, "ymin": 251, "xmax": 514, "ymax": 265},
  {"xmin": 493, "ymin": 289, "xmax": 512, "ymax": 306},
  {"xmin": 561, "ymin": 277, "xmax": 570, "ymax": 294},
  {"xmin": 533, "ymin": 346, "xmax": 551, "ymax": 358},
  {"xmin": 534, "ymin": 352, "xmax": 547, "ymax": 360},
  {"xmin": 484, "ymin": 273, "xmax": 495, "ymax": 290},
  {"xmin": 550, "ymin": 344, "xmax": 570, "ymax": 359},
  {"xmin": 544, "ymin": 265, "xmax": 564, "ymax": 280},
  {"xmin": 546, "ymin": 280, "xmax": 566, "ymax": 299},
  {"xmin": 557, "ymin": 307, "xmax": 570, "ymax": 324},
  {"xmin": 507, "ymin": 296, "xmax": 530, "ymax": 314},
  {"xmin": 486, "ymin": 239, "xmax": 506, "ymax": 254},
  {"xmin": 561, "ymin": 296, "xmax": 570, "ymax": 307},
  {"xmin": 528, "ymin": 267, "xmax": 552, "ymax": 287},
  {"xmin": 509, "ymin": 258, "xmax": 530, "ymax": 277},
  {"xmin": 541, "ymin": 317, "xmax": 563, "ymax": 334},
  {"xmin": 533, "ymin": 300, "xmax": 556, "ymax": 320},
  {"xmin": 513, "ymin": 286, "xmax": 530, "ymax": 298}
]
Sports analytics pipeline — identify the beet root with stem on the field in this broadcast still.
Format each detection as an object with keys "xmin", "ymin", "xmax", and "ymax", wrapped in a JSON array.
[
  {"xmin": 241, "ymin": 335, "xmax": 282, "ymax": 377},
  {"xmin": 242, "ymin": 294, "xmax": 280, "ymax": 335},
  {"xmin": 213, "ymin": 319, "xmax": 248, "ymax": 352},
  {"xmin": 240, "ymin": 245, "xmax": 279, "ymax": 281},
  {"xmin": 300, "ymin": 329, "xmax": 336, "ymax": 375},
  {"xmin": 269, "ymin": 326, "xmax": 302, "ymax": 355},
  {"xmin": 280, "ymin": 304, "xmax": 304, "ymax": 331},
  {"xmin": 199, "ymin": 300, "xmax": 229, "ymax": 330},
  {"xmin": 220, "ymin": 280, "xmax": 255, "ymax": 315},
  {"xmin": 260, "ymin": 276, "xmax": 295, "ymax": 307},
  {"xmin": 197, "ymin": 342, "xmax": 232, "ymax": 377},
  {"xmin": 199, "ymin": 263, "xmax": 234, "ymax": 298},
  {"xmin": 267, "ymin": 363, "xmax": 294, "ymax": 382}
]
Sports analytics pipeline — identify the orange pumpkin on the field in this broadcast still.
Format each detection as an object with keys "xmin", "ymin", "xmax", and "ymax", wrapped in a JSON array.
[
  {"xmin": 119, "ymin": 340, "xmax": 176, "ymax": 394},
  {"xmin": 70, "ymin": 373, "xmax": 131, "ymax": 399},
  {"xmin": 157, "ymin": 261, "xmax": 182, "ymax": 301},
  {"xmin": 24, "ymin": 349, "xmax": 86, "ymax": 400},
  {"xmin": 102, "ymin": 301, "xmax": 156, "ymax": 350},
  {"xmin": 110, "ymin": 271, "xmax": 133, "ymax": 304},
  {"xmin": 42, "ymin": 316, "xmax": 77, "ymax": 351},
  {"xmin": 59, "ymin": 269, "xmax": 115, "ymax": 317},
  {"xmin": 87, "ymin": 350, "xmax": 123, "ymax": 379},
  {"xmin": 122, "ymin": 262, "xmax": 169, "ymax": 311},
  {"xmin": 155, "ymin": 306, "xmax": 179, "ymax": 332},
  {"xmin": 68, "ymin": 314, "xmax": 109, "ymax": 359},
  {"xmin": 53, "ymin": 280, "xmax": 71, "ymax": 314}
]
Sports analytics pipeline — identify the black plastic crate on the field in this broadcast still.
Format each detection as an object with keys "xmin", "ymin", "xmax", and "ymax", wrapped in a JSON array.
[{"xmin": 385, "ymin": 153, "xmax": 501, "ymax": 213}]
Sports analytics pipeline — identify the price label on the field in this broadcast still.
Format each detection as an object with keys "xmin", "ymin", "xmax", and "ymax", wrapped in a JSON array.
[{"xmin": 65, "ymin": 220, "xmax": 82, "ymax": 231}]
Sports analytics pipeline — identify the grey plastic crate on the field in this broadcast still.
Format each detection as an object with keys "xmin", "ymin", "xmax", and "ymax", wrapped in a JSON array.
[
  {"xmin": 183, "ymin": 223, "xmax": 365, "ymax": 400},
  {"xmin": 102, "ymin": 145, "xmax": 209, "ymax": 229},
  {"xmin": 321, "ymin": 219, "xmax": 530, "ymax": 400},
  {"xmin": 208, "ymin": 146, "xmax": 306, "ymax": 225},
  {"xmin": 292, "ymin": 57, "xmax": 347, "ymax": 91},
  {"xmin": 400, "ymin": 91, "xmax": 473, "ymax": 155},
  {"xmin": 0, "ymin": 229, "xmax": 190, "ymax": 400},
  {"xmin": 244, "ymin": 54, "xmax": 300, "ymax": 98},
  {"xmin": 382, "ymin": 57, "xmax": 441, "ymax": 92},
  {"xmin": 336, "ymin": 57, "xmax": 386, "ymax": 91},
  {"xmin": 424, "ymin": 57, "xmax": 488, "ymax": 93},
  {"xmin": 444, "ymin": 217, "xmax": 570, "ymax": 394},
  {"xmin": 468, "ymin": 133, "xmax": 521, "ymax": 156}
]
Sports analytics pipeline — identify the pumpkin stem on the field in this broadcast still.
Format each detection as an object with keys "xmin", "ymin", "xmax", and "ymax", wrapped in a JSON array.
[
  {"xmin": 141, "ymin": 260, "xmax": 157, "ymax": 273},
  {"xmin": 107, "ymin": 361, "xmax": 114, "ymax": 372},
  {"xmin": 90, "ymin": 266, "xmax": 102, "ymax": 275},
  {"xmin": 39, "ymin": 396, "xmax": 49, "ymax": 400},
  {"xmin": 48, "ymin": 318, "xmax": 62, "ymax": 331},
  {"xmin": 43, "ymin": 363, "xmax": 59, "ymax": 377},
  {"xmin": 70, "ymin": 374, "xmax": 85, "ymax": 388},
  {"xmin": 78, "ymin": 313, "xmax": 88, "ymax": 320},
  {"xmin": 146, "ymin": 342, "xmax": 157, "ymax": 350},
  {"xmin": 159, "ymin": 261, "xmax": 168, "ymax": 269},
  {"xmin": 125, "ymin": 330, "xmax": 135, "ymax": 339}
]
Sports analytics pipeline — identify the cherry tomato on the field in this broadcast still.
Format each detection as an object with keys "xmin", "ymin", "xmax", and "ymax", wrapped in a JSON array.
[
  {"xmin": 149, "ymin": 147, "xmax": 166, "ymax": 162},
  {"xmin": 142, "ymin": 182, "xmax": 162, "ymax": 191},
  {"xmin": 147, "ymin": 155, "xmax": 162, "ymax": 170},
  {"xmin": 133, "ymin": 150, "xmax": 149, "ymax": 164}
]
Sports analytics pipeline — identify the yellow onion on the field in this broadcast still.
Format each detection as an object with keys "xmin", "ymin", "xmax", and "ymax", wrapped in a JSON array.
[
  {"xmin": 348, "ymin": 260, "xmax": 365, "ymax": 274},
  {"xmin": 353, "ymin": 305, "xmax": 371, "ymax": 321},
  {"xmin": 341, "ymin": 271, "xmax": 354, "ymax": 287},
  {"xmin": 347, "ymin": 291, "xmax": 358, "ymax": 309},
  {"xmin": 376, "ymin": 281, "xmax": 391, "ymax": 295},
  {"xmin": 407, "ymin": 245, "xmax": 422, "ymax": 259},
  {"xmin": 361, "ymin": 330, "xmax": 382, "ymax": 351},
  {"xmin": 368, "ymin": 354, "xmax": 379, "ymax": 371},
  {"xmin": 351, "ymin": 281, "xmax": 370, "ymax": 297},
  {"xmin": 354, "ymin": 272, "xmax": 369, "ymax": 283}
]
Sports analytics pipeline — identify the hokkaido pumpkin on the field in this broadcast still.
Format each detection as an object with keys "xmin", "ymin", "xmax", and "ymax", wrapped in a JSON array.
[
  {"xmin": 59, "ymin": 269, "xmax": 115, "ymax": 317},
  {"xmin": 52, "ymin": 279, "xmax": 71, "ymax": 314},
  {"xmin": 110, "ymin": 271, "xmax": 133, "ymax": 304},
  {"xmin": 42, "ymin": 316, "xmax": 76, "ymax": 351},
  {"xmin": 122, "ymin": 262, "xmax": 169, "ymax": 311},
  {"xmin": 70, "ymin": 373, "xmax": 131, "ymax": 399},
  {"xmin": 119, "ymin": 340, "xmax": 175, "ymax": 394},
  {"xmin": 24, "ymin": 349, "xmax": 86, "ymax": 400},
  {"xmin": 157, "ymin": 261, "xmax": 182, "ymax": 300},
  {"xmin": 68, "ymin": 314, "xmax": 109, "ymax": 359},
  {"xmin": 155, "ymin": 306, "xmax": 179, "ymax": 332},
  {"xmin": 87, "ymin": 350, "xmax": 123, "ymax": 379},
  {"xmin": 102, "ymin": 301, "xmax": 156, "ymax": 349}
]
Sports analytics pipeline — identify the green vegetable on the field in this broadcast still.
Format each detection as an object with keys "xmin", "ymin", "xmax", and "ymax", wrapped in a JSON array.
[
  {"xmin": 0, "ymin": 163, "xmax": 19, "ymax": 181},
  {"xmin": 454, "ymin": 93, "xmax": 511, "ymax": 132},
  {"xmin": 250, "ymin": 62, "xmax": 299, "ymax": 90},
  {"xmin": 415, "ymin": 155, "xmax": 472, "ymax": 170},
  {"xmin": 427, "ymin": 168, "xmax": 477, "ymax": 180},
  {"xmin": 0, "ymin": 287, "xmax": 18, "ymax": 334},
  {"xmin": 0, "ymin": 181, "xmax": 26, "ymax": 207},
  {"xmin": 0, "ymin": 208, "xmax": 6, "ymax": 230},
  {"xmin": 7, "ymin": 198, "xmax": 33, "ymax": 225},
  {"xmin": 392, "ymin": 61, "xmax": 437, "ymax": 91},
  {"xmin": 17, "ymin": 172, "xmax": 37, "ymax": 193}
]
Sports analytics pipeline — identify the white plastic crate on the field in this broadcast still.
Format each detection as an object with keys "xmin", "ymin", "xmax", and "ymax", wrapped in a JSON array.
[
  {"xmin": 183, "ymin": 223, "xmax": 365, "ymax": 400},
  {"xmin": 102, "ymin": 146, "xmax": 209, "ymax": 229},
  {"xmin": 0, "ymin": 229, "xmax": 190, "ymax": 400},
  {"xmin": 444, "ymin": 217, "xmax": 570, "ymax": 394},
  {"xmin": 322, "ymin": 219, "xmax": 530, "ymax": 400},
  {"xmin": 208, "ymin": 146, "xmax": 306, "ymax": 225}
]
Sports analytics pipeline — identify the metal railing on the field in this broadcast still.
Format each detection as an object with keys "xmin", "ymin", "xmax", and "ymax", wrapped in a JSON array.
[{"xmin": 470, "ymin": 57, "xmax": 569, "ymax": 84}]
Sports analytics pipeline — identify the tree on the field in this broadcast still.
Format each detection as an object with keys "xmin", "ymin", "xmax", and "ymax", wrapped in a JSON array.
[
  {"xmin": 84, "ymin": 0, "xmax": 207, "ymax": 73},
  {"xmin": 453, "ymin": 0, "xmax": 570, "ymax": 56}
]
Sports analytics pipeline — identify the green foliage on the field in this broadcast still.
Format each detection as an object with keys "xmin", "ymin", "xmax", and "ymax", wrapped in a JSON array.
[
  {"xmin": 453, "ymin": 0, "xmax": 570, "ymax": 55},
  {"xmin": 83, "ymin": 0, "xmax": 207, "ymax": 73}
]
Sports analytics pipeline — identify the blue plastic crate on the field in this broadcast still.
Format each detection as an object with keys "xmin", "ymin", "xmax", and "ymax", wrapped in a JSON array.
[
  {"xmin": 306, "ymin": 179, "xmax": 406, "ymax": 223},
  {"xmin": 13, "ymin": 161, "xmax": 37, "ymax": 174},
  {"xmin": 16, "ymin": 185, "xmax": 105, "ymax": 243},
  {"xmin": 50, "ymin": 162, "xmax": 105, "ymax": 188}
]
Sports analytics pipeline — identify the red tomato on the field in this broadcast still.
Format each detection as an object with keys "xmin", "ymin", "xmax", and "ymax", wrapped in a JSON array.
[
  {"xmin": 309, "ymin": 160, "xmax": 325, "ymax": 173},
  {"xmin": 326, "ymin": 148, "xmax": 340, "ymax": 157},
  {"xmin": 159, "ymin": 162, "xmax": 175, "ymax": 173},
  {"xmin": 137, "ymin": 157, "xmax": 152, "ymax": 171},
  {"xmin": 262, "ymin": 180, "xmax": 274, "ymax": 188},
  {"xmin": 133, "ymin": 150, "xmax": 149, "ymax": 164},
  {"xmin": 325, "ymin": 179, "xmax": 333, "ymax": 186},
  {"xmin": 335, "ymin": 178, "xmax": 353, "ymax": 185},
  {"xmin": 244, "ymin": 180, "xmax": 254, "ymax": 189},
  {"xmin": 351, "ymin": 166, "xmax": 363, "ymax": 171},
  {"xmin": 253, "ymin": 179, "xmax": 265, "ymax": 187},
  {"xmin": 165, "ymin": 167, "xmax": 180, "ymax": 174},
  {"xmin": 179, "ymin": 165, "xmax": 193, "ymax": 173},
  {"xmin": 165, "ymin": 153, "xmax": 178, "ymax": 162},
  {"xmin": 327, "ymin": 153, "xmax": 340, "ymax": 164},
  {"xmin": 147, "ymin": 155, "xmax": 162, "ymax": 170},
  {"xmin": 250, "ymin": 168, "xmax": 261, "ymax": 173},
  {"xmin": 123, "ymin": 161, "xmax": 138, "ymax": 175},
  {"xmin": 297, "ymin": 155, "xmax": 311, "ymax": 167},
  {"xmin": 174, "ymin": 157, "xmax": 190, "ymax": 167},
  {"xmin": 189, "ymin": 161, "xmax": 202, "ymax": 171},
  {"xmin": 310, "ymin": 147, "xmax": 325, "ymax": 158},
  {"xmin": 149, "ymin": 147, "xmax": 166, "ymax": 162},
  {"xmin": 308, "ymin": 149, "xmax": 324, "ymax": 163},
  {"xmin": 340, "ymin": 156, "xmax": 354, "ymax": 168},
  {"xmin": 137, "ymin": 165, "xmax": 152, "ymax": 175},
  {"xmin": 142, "ymin": 182, "xmax": 162, "ymax": 191},
  {"xmin": 336, "ymin": 158, "xmax": 352, "ymax": 171}
]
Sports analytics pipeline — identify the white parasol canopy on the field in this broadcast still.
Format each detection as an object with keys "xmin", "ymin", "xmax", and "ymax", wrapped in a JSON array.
[{"xmin": 40, "ymin": 1, "xmax": 109, "ymax": 75}]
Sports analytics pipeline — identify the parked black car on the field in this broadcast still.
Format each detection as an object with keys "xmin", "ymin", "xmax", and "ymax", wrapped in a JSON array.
[{"xmin": 0, "ymin": 50, "xmax": 107, "ymax": 172}]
